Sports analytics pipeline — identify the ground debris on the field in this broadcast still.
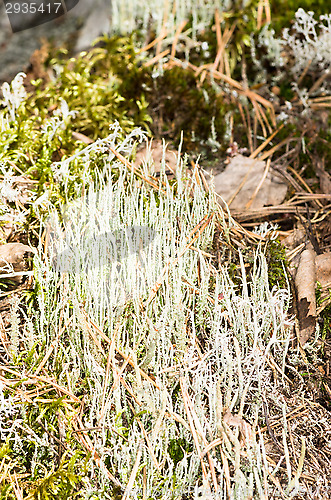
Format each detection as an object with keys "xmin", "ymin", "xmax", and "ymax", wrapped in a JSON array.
[
  {"xmin": 295, "ymin": 243, "xmax": 317, "ymax": 346},
  {"xmin": 211, "ymin": 154, "xmax": 288, "ymax": 210},
  {"xmin": 0, "ymin": 242, "xmax": 35, "ymax": 284}
]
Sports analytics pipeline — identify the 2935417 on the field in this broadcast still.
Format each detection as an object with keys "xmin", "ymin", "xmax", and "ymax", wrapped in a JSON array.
[{"xmin": 5, "ymin": 2, "xmax": 63, "ymax": 14}]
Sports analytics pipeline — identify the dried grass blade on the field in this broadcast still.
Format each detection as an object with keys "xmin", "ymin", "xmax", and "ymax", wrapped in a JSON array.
[
  {"xmin": 213, "ymin": 13, "xmax": 237, "ymax": 74},
  {"xmin": 9, "ymin": 473, "xmax": 23, "ymax": 500},
  {"xmin": 179, "ymin": 375, "xmax": 211, "ymax": 489},
  {"xmin": 146, "ymin": 213, "xmax": 214, "ymax": 304},
  {"xmin": 170, "ymin": 20, "xmax": 188, "ymax": 58},
  {"xmin": 308, "ymin": 70, "xmax": 330, "ymax": 94},
  {"xmin": 136, "ymin": 31, "xmax": 168, "ymax": 55},
  {"xmin": 32, "ymin": 375, "xmax": 81, "ymax": 402},
  {"xmin": 251, "ymin": 99, "xmax": 267, "ymax": 137},
  {"xmin": 108, "ymin": 146, "xmax": 166, "ymax": 194},
  {"xmin": 181, "ymin": 378, "xmax": 219, "ymax": 491},
  {"xmin": 73, "ymin": 418, "xmax": 122, "ymax": 488},
  {"xmin": 212, "ymin": 68, "xmax": 243, "ymax": 90},
  {"xmin": 143, "ymin": 49, "xmax": 170, "ymax": 68},
  {"xmin": 258, "ymin": 137, "xmax": 293, "ymax": 161},
  {"xmin": 201, "ymin": 438, "xmax": 223, "ymax": 457},
  {"xmin": 297, "ymin": 59, "xmax": 313, "ymax": 87},
  {"xmin": 98, "ymin": 346, "xmax": 113, "ymax": 424},
  {"xmin": 135, "ymin": 417, "xmax": 160, "ymax": 469},
  {"xmin": 257, "ymin": 0, "xmax": 264, "ymax": 30},
  {"xmin": 100, "ymin": 354, "xmax": 132, "ymax": 424},
  {"xmin": 250, "ymin": 124, "xmax": 284, "ymax": 159},
  {"xmin": 265, "ymin": 0, "xmax": 271, "ymax": 23},
  {"xmin": 214, "ymin": 9, "xmax": 222, "ymax": 49},
  {"xmin": 117, "ymin": 369, "xmax": 142, "ymax": 406},
  {"xmin": 245, "ymin": 88, "xmax": 275, "ymax": 112},
  {"xmin": 32, "ymin": 341, "xmax": 55, "ymax": 375},
  {"xmin": 122, "ymin": 441, "xmax": 143, "ymax": 500},
  {"xmin": 246, "ymin": 158, "xmax": 271, "ymax": 209},
  {"xmin": 83, "ymin": 312, "xmax": 161, "ymax": 390}
]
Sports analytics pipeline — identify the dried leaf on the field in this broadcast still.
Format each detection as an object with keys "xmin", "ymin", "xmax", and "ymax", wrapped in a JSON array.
[
  {"xmin": 281, "ymin": 228, "xmax": 306, "ymax": 252},
  {"xmin": 222, "ymin": 409, "xmax": 254, "ymax": 447},
  {"xmin": 0, "ymin": 175, "xmax": 35, "ymax": 204},
  {"xmin": 72, "ymin": 131, "xmax": 94, "ymax": 144},
  {"xmin": 315, "ymin": 252, "xmax": 331, "ymax": 288},
  {"xmin": 0, "ymin": 242, "xmax": 35, "ymax": 283},
  {"xmin": 133, "ymin": 139, "xmax": 178, "ymax": 176},
  {"xmin": 211, "ymin": 154, "xmax": 287, "ymax": 210},
  {"xmin": 295, "ymin": 243, "xmax": 316, "ymax": 345},
  {"xmin": 0, "ymin": 210, "xmax": 16, "ymax": 241},
  {"xmin": 316, "ymin": 160, "xmax": 331, "ymax": 194}
]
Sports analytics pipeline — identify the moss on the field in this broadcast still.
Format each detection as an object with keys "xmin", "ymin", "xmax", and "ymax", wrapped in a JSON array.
[
  {"xmin": 278, "ymin": 81, "xmax": 295, "ymax": 101},
  {"xmin": 32, "ymin": 38, "xmax": 151, "ymax": 140},
  {"xmin": 145, "ymin": 65, "xmax": 228, "ymax": 155},
  {"xmin": 0, "ymin": 32, "xmax": 232, "ymax": 207},
  {"xmin": 265, "ymin": 238, "xmax": 289, "ymax": 289},
  {"xmin": 168, "ymin": 438, "xmax": 192, "ymax": 466},
  {"xmin": 1, "ymin": 6, "xmax": 330, "ymax": 493},
  {"xmin": 316, "ymin": 284, "xmax": 331, "ymax": 343}
]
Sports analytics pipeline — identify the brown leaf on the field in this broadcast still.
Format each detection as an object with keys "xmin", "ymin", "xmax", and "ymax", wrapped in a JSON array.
[
  {"xmin": 315, "ymin": 252, "xmax": 331, "ymax": 288},
  {"xmin": 0, "ymin": 243, "xmax": 36, "ymax": 284},
  {"xmin": 316, "ymin": 160, "xmax": 331, "ymax": 194},
  {"xmin": 295, "ymin": 243, "xmax": 316, "ymax": 346},
  {"xmin": 0, "ymin": 175, "xmax": 35, "ymax": 204},
  {"xmin": 211, "ymin": 154, "xmax": 287, "ymax": 210},
  {"xmin": 133, "ymin": 140, "xmax": 178, "ymax": 176},
  {"xmin": 223, "ymin": 409, "xmax": 253, "ymax": 447},
  {"xmin": 72, "ymin": 131, "xmax": 94, "ymax": 145}
]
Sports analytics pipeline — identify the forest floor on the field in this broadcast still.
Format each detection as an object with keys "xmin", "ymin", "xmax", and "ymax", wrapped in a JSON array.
[{"xmin": 0, "ymin": 2, "xmax": 331, "ymax": 499}]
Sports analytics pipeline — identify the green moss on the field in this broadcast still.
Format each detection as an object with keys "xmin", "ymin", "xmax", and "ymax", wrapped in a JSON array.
[
  {"xmin": 25, "ymin": 453, "xmax": 85, "ymax": 499},
  {"xmin": 316, "ymin": 284, "xmax": 331, "ymax": 343},
  {"xmin": 278, "ymin": 81, "xmax": 295, "ymax": 101},
  {"xmin": 146, "ymin": 65, "xmax": 228, "ymax": 154},
  {"xmin": 0, "ymin": 35, "xmax": 153, "ymax": 199},
  {"xmin": 265, "ymin": 238, "xmax": 289, "ymax": 289},
  {"xmin": 168, "ymin": 438, "xmax": 193, "ymax": 466}
]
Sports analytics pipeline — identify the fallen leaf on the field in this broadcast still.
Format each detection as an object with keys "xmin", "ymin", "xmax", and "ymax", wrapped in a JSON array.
[
  {"xmin": 211, "ymin": 154, "xmax": 287, "ymax": 210},
  {"xmin": 316, "ymin": 160, "xmax": 331, "ymax": 195},
  {"xmin": 133, "ymin": 139, "xmax": 178, "ymax": 176},
  {"xmin": 72, "ymin": 131, "xmax": 94, "ymax": 144},
  {"xmin": 0, "ymin": 210, "xmax": 16, "ymax": 241},
  {"xmin": 295, "ymin": 243, "xmax": 316, "ymax": 346},
  {"xmin": 281, "ymin": 228, "xmax": 306, "ymax": 252},
  {"xmin": 315, "ymin": 252, "xmax": 331, "ymax": 288},
  {"xmin": 0, "ymin": 175, "xmax": 35, "ymax": 204},
  {"xmin": 0, "ymin": 243, "xmax": 36, "ymax": 284},
  {"xmin": 223, "ymin": 409, "xmax": 254, "ymax": 447}
]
